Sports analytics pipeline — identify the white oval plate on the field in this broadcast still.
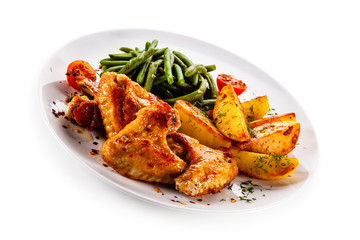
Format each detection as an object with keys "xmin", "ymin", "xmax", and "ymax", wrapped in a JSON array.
[{"xmin": 39, "ymin": 29, "xmax": 319, "ymax": 213}]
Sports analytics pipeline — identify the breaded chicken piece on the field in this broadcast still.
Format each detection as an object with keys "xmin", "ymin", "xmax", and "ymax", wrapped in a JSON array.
[
  {"xmin": 101, "ymin": 101, "xmax": 187, "ymax": 184},
  {"xmin": 95, "ymin": 72, "xmax": 159, "ymax": 138},
  {"xmin": 170, "ymin": 133, "xmax": 238, "ymax": 197}
]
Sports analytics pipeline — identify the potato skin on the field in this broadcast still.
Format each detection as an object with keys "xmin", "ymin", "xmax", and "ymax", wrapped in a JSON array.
[
  {"xmin": 228, "ymin": 147, "xmax": 299, "ymax": 180},
  {"xmin": 238, "ymin": 121, "xmax": 300, "ymax": 155},
  {"xmin": 248, "ymin": 112, "xmax": 296, "ymax": 128},
  {"xmin": 242, "ymin": 95, "xmax": 269, "ymax": 122},
  {"xmin": 174, "ymin": 100, "xmax": 231, "ymax": 149},
  {"xmin": 213, "ymin": 85, "xmax": 251, "ymax": 142}
]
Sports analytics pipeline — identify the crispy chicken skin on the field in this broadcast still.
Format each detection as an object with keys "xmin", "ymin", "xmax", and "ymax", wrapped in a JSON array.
[
  {"xmin": 170, "ymin": 133, "xmax": 238, "ymax": 197},
  {"xmin": 76, "ymin": 76, "xmax": 99, "ymax": 98},
  {"xmin": 66, "ymin": 95, "xmax": 103, "ymax": 129},
  {"xmin": 101, "ymin": 101, "xmax": 187, "ymax": 184},
  {"xmin": 66, "ymin": 72, "xmax": 238, "ymax": 195},
  {"xmin": 95, "ymin": 72, "xmax": 160, "ymax": 138}
]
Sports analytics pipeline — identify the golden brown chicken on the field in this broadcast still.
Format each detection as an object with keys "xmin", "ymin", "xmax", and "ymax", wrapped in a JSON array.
[
  {"xmin": 170, "ymin": 133, "xmax": 238, "ymax": 197},
  {"xmin": 95, "ymin": 72, "xmax": 160, "ymax": 138},
  {"xmin": 101, "ymin": 101, "xmax": 187, "ymax": 184},
  {"xmin": 66, "ymin": 95, "xmax": 103, "ymax": 130},
  {"xmin": 66, "ymin": 73, "xmax": 159, "ymax": 134},
  {"xmin": 76, "ymin": 76, "xmax": 99, "ymax": 98},
  {"xmin": 67, "ymin": 72, "xmax": 238, "ymax": 195}
]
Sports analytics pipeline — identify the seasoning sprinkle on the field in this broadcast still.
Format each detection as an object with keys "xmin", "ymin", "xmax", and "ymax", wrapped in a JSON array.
[
  {"xmin": 236, "ymin": 180, "xmax": 269, "ymax": 203},
  {"xmin": 154, "ymin": 187, "xmax": 162, "ymax": 193},
  {"xmin": 89, "ymin": 149, "xmax": 99, "ymax": 155}
]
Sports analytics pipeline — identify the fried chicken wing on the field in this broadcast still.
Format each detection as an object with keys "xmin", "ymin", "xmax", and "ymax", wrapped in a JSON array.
[
  {"xmin": 76, "ymin": 76, "xmax": 99, "ymax": 98},
  {"xmin": 66, "ymin": 95, "xmax": 103, "ymax": 130},
  {"xmin": 101, "ymin": 101, "xmax": 186, "ymax": 184},
  {"xmin": 95, "ymin": 72, "xmax": 160, "ymax": 138},
  {"xmin": 65, "ymin": 72, "xmax": 238, "ymax": 195},
  {"xmin": 170, "ymin": 133, "xmax": 238, "ymax": 197}
]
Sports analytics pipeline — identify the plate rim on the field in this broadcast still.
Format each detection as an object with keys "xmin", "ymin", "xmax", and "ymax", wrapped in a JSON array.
[{"xmin": 37, "ymin": 28, "xmax": 320, "ymax": 213}]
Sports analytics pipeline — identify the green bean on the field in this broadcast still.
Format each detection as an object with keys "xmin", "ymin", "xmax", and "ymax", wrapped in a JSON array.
[
  {"xmin": 173, "ymin": 51, "xmax": 193, "ymax": 67},
  {"xmin": 205, "ymin": 65, "xmax": 216, "ymax": 72},
  {"xmin": 170, "ymin": 51, "xmax": 175, "ymax": 66},
  {"xmin": 164, "ymin": 48, "xmax": 174, "ymax": 85},
  {"xmin": 109, "ymin": 53, "xmax": 133, "ymax": 60},
  {"xmin": 173, "ymin": 63, "xmax": 185, "ymax": 86},
  {"xmin": 149, "ymin": 39, "xmax": 159, "ymax": 49},
  {"xmin": 153, "ymin": 75, "xmax": 167, "ymax": 86},
  {"xmin": 100, "ymin": 59, "xmax": 128, "ymax": 66},
  {"xmin": 185, "ymin": 64, "xmax": 207, "ymax": 77},
  {"xmin": 127, "ymin": 69, "xmax": 139, "ymax": 80},
  {"xmin": 128, "ymin": 51, "xmax": 137, "ymax": 57},
  {"xmin": 136, "ymin": 56, "xmax": 153, "ymax": 85},
  {"xmin": 173, "ymin": 81, "xmax": 194, "ymax": 93},
  {"xmin": 192, "ymin": 73, "xmax": 199, "ymax": 86},
  {"xmin": 100, "ymin": 57, "xmax": 111, "ymax": 62},
  {"xmin": 163, "ymin": 76, "xmax": 208, "ymax": 104},
  {"xmin": 201, "ymin": 98, "xmax": 217, "ymax": 106},
  {"xmin": 119, "ymin": 48, "xmax": 157, "ymax": 75},
  {"xmin": 161, "ymin": 82, "xmax": 184, "ymax": 95},
  {"xmin": 102, "ymin": 40, "xmax": 217, "ymax": 103},
  {"xmin": 104, "ymin": 65, "xmax": 124, "ymax": 73},
  {"xmin": 173, "ymin": 54, "xmax": 188, "ymax": 72},
  {"xmin": 143, "ymin": 59, "xmax": 163, "ymax": 92},
  {"xmin": 129, "ymin": 48, "xmax": 143, "ymax": 57},
  {"xmin": 157, "ymin": 67, "xmax": 165, "ymax": 76},
  {"xmin": 153, "ymin": 47, "xmax": 167, "ymax": 59},
  {"xmin": 119, "ymin": 47, "xmax": 134, "ymax": 53},
  {"xmin": 204, "ymin": 72, "xmax": 218, "ymax": 99},
  {"xmin": 152, "ymin": 85, "xmax": 174, "ymax": 99},
  {"xmin": 131, "ymin": 49, "xmax": 143, "ymax": 57},
  {"xmin": 145, "ymin": 41, "xmax": 151, "ymax": 51}
]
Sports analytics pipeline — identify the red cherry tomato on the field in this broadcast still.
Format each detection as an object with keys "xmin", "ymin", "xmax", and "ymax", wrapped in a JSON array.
[
  {"xmin": 66, "ymin": 60, "xmax": 96, "ymax": 90},
  {"xmin": 216, "ymin": 74, "xmax": 247, "ymax": 95}
]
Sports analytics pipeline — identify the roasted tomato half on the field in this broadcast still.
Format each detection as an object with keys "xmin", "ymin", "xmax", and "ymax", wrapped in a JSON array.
[
  {"xmin": 66, "ymin": 60, "xmax": 96, "ymax": 90},
  {"xmin": 216, "ymin": 74, "xmax": 247, "ymax": 96}
]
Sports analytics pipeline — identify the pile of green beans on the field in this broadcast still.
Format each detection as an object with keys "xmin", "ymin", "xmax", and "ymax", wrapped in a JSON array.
[{"xmin": 99, "ymin": 39, "xmax": 218, "ymax": 106}]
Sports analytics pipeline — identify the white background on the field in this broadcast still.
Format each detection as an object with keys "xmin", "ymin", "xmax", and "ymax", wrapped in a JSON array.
[{"xmin": 1, "ymin": 0, "xmax": 359, "ymax": 239}]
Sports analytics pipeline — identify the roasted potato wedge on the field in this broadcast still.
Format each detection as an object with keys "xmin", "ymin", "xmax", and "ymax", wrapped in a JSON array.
[
  {"xmin": 228, "ymin": 147, "xmax": 299, "ymax": 180},
  {"xmin": 238, "ymin": 121, "xmax": 300, "ymax": 155},
  {"xmin": 248, "ymin": 112, "xmax": 296, "ymax": 128},
  {"xmin": 174, "ymin": 100, "xmax": 231, "ymax": 149},
  {"xmin": 213, "ymin": 85, "xmax": 251, "ymax": 142},
  {"xmin": 242, "ymin": 95, "xmax": 269, "ymax": 122}
]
